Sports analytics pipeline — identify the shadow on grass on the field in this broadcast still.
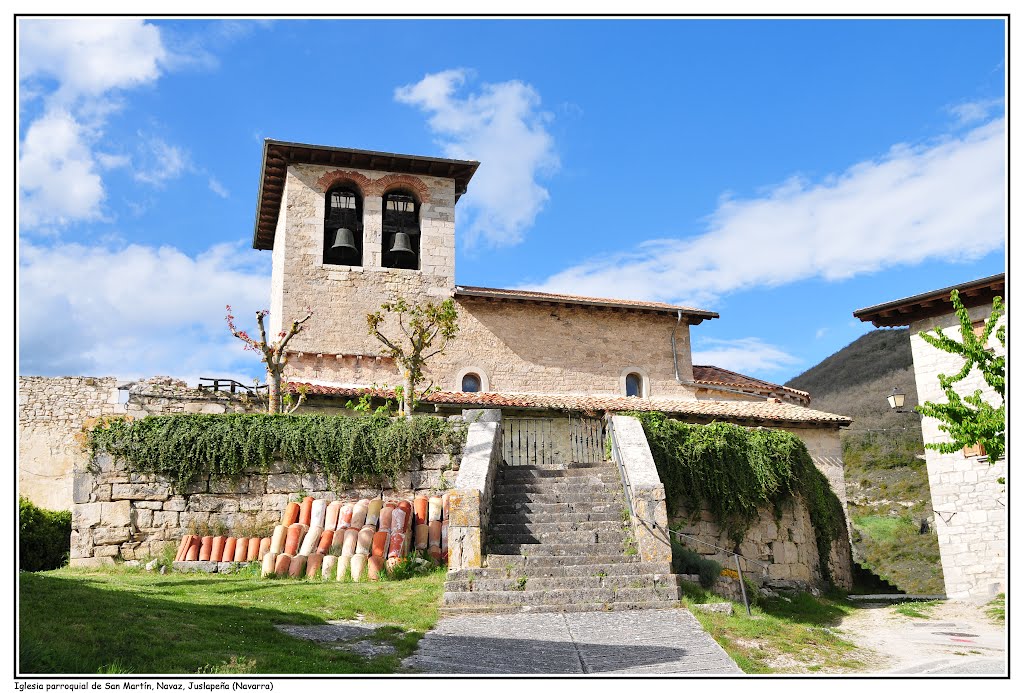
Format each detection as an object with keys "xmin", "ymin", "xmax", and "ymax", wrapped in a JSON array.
[{"xmin": 18, "ymin": 571, "xmax": 422, "ymax": 675}]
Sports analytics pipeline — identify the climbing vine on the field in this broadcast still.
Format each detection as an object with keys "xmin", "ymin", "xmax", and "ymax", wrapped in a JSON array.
[
  {"xmin": 87, "ymin": 413, "xmax": 466, "ymax": 489},
  {"xmin": 634, "ymin": 412, "xmax": 846, "ymax": 584}
]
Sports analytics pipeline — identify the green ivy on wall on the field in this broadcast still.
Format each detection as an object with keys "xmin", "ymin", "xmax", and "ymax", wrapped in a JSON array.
[
  {"xmin": 634, "ymin": 412, "xmax": 846, "ymax": 584},
  {"xmin": 87, "ymin": 413, "xmax": 466, "ymax": 489}
]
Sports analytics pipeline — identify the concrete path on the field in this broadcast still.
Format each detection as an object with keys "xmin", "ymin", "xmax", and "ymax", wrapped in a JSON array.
[{"xmin": 402, "ymin": 609, "xmax": 742, "ymax": 675}]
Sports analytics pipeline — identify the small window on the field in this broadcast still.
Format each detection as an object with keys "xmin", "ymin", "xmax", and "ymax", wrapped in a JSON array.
[
  {"xmin": 324, "ymin": 187, "xmax": 363, "ymax": 266},
  {"xmin": 461, "ymin": 373, "xmax": 482, "ymax": 393},
  {"xmin": 382, "ymin": 191, "xmax": 420, "ymax": 270},
  {"xmin": 625, "ymin": 372, "xmax": 643, "ymax": 397}
]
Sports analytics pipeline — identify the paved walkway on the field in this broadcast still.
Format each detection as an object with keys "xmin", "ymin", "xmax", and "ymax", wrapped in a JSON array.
[{"xmin": 402, "ymin": 609, "xmax": 742, "ymax": 675}]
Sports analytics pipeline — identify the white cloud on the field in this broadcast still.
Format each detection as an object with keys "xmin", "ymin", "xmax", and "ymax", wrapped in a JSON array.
[
  {"xmin": 19, "ymin": 241, "xmax": 273, "ymax": 382},
  {"xmin": 19, "ymin": 109, "xmax": 105, "ymax": 228},
  {"xmin": 526, "ymin": 117, "xmax": 1005, "ymax": 307},
  {"xmin": 395, "ymin": 69, "xmax": 559, "ymax": 247},
  {"xmin": 18, "ymin": 19, "xmax": 193, "ymax": 231},
  {"xmin": 947, "ymin": 98, "xmax": 1003, "ymax": 126},
  {"xmin": 133, "ymin": 136, "xmax": 189, "ymax": 186},
  {"xmin": 208, "ymin": 177, "xmax": 230, "ymax": 198},
  {"xmin": 19, "ymin": 18, "xmax": 166, "ymax": 103},
  {"xmin": 691, "ymin": 338, "xmax": 800, "ymax": 375},
  {"xmin": 815, "ymin": 327, "xmax": 829, "ymax": 340}
]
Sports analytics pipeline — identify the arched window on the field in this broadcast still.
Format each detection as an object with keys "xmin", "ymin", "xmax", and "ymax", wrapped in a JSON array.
[
  {"xmin": 461, "ymin": 372, "xmax": 482, "ymax": 393},
  {"xmin": 382, "ymin": 190, "xmax": 420, "ymax": 270},
  {"xmin": 625, "ymin": 372, "xmax": 643, "ymax": 398},
  {"xmin": 323, "ymin": 187, "xmax": 362, "ymax": 266}
]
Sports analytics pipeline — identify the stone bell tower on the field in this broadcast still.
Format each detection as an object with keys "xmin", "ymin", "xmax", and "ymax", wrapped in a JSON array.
[{"xmin": 252, "ymin": 140, "xmax": 479, "ymax": 384}]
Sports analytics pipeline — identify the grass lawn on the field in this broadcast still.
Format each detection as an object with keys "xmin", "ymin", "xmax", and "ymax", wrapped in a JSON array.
[
  {"xmin": 19, "ymin": 563, "xmax": 446, "ymax": 674},
  {"xmin": 680, "ymin": 582, "xmax": 868, "ymax": 674}
]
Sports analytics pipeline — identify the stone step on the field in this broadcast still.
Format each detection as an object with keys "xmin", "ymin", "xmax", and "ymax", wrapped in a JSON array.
[
  {"xmin": 487, "ymin": 529, "xmax": 627, "ymax": 546},
  {"xmin": 489, "ymin": 510, "xmax": 623, "ymax": 525},
  {"xmin": 442, "ymin": 585, "xmax": 680, "ymax": 607},
  {"xmin": 492, "ymin": 491, "xmax": 623, "ymax": 505},
  {"xmin": 489, "ymin": 520, "xmax": 625, "ymax": 535},
  {"xmin": 450, "ymin": 561, "xmax": 671, "ymax": 580},
  {"xmin": 489, "ymin": 500, "xmax": 623, "ymax": 515},
  {"xmin": 438, "ymin": 600, "xmax": 680, "ymax": 616},
  {"xmin": 495, "ymin": 474, "xmax": 619, "ymax": 487},
  {"xmin": 445, "ymin": 573, "xmax": 673, "ymax": 593},
  {"xmin": 486, "ymin": 543, "xmax": 635, "ymax": 557},
  {"xmin": 498, "ymin": 464, "xmax": 615, "ymax": 478},
  {"xmin": 483, "ymin": 553, "xmax": 642, "ymax": 568},
  {"xmin": 494, "ymin": 481, "xmax": 620, "ymax": 495}
]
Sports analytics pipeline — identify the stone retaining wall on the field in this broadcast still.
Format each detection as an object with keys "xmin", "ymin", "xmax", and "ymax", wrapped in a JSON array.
[
  {"xmin": 671, "ymin": 496, "xmax": 854, "ymax": 592},
  {"xmin": 71, "ymin": 424, "xmax": 464, "ymax": 567},
  {"xmin": 19, "ymin": 376, "xmax": 258, "ymax": 511}
]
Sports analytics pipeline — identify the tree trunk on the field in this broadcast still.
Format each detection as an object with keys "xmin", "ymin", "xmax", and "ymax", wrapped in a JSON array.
[
  {"xmin": 402, "ymin": 369, "xmax": 414, "ymax": 417},
  {"xmin": 267, "ymin": 365, "xmax": 281, "ymax": 414}
]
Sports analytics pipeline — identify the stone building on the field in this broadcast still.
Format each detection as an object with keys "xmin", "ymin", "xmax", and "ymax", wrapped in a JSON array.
[
  {"xmin": 252, "ymin": 139, "xmax": 852, "ymax": 507},
  {"xmin": 19, "ymin": 140, "xmax": 857, "ymax": 591},
  {"xmin": 855, "ymin": 274, "xmax": 1005, "ymax": 602},
  {"xmin": 255, "ymin": 140, "xmax": 815, "ymax": 406}
]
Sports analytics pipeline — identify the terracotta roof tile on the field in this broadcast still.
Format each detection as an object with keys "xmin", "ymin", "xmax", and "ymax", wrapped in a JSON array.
[
  {"xmin": 454, "ymin": 285, "xmax": 719, "ymax": 321},
  {"xmin": 289, "ymin": 383, "xmax": 850, "ymax": 426},
  {"xmin": 692, "ymin": 365, "xmax": 810, "ymax": 400}
]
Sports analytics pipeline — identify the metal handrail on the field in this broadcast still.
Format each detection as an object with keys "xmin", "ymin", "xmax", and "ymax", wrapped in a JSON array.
[{"xmin": 604, "ymin": 416, "xmax": 768, "ymax": 616}]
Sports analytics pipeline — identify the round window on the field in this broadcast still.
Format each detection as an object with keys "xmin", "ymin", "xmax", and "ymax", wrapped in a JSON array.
[
  {"xmin": 461, "ymin": 373, "xmax": 482, "ymax": 393},
  {"xmin": 625, "ymin": 372, "xmax": 643, "ymax": 397}
]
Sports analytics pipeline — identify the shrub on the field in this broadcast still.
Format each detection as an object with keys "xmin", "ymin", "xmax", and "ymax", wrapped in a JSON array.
[
  {"xmin": 670, "ymin": 540, "xmax": 721, "ymax": 589},
  {"xmin": 19, "ymin": 497, "xmax": 71, "ymax": 572},
  {"xmin": 86, "ymin": 412, "xmax": 466, "ymax": 489},
  {"xmin": 635, "ymin": 413, "xmax": 847, "ymax": 585}
]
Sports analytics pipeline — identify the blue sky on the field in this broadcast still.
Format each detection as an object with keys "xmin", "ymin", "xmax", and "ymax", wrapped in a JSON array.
[{"xmin": 17, "ymin": 17, "xmax": 1006, "ymax": 389}]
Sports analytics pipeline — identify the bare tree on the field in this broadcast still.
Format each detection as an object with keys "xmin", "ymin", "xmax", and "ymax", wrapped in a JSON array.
[{"xmin": 226, "ymin": 305, "xmax": 313, "ymax": 414}]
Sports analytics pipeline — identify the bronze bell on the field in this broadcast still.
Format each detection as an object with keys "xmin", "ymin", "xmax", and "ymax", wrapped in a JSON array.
[
  {"xmin": 330, "ymin": 227, "xmax": 357, "ymax": 255},
  {"xmin": 389, "ymin": 231, "xmax": 415, "ymax": 257}
]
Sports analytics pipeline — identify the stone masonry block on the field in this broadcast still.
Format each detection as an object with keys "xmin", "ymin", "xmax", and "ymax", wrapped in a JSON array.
[
  {"xmin": 162, "ymin": 498, "xmax": 187, "ymax": 512},
  {"xmin": 152, "ymin": 511, "xmax": 180, "ymax": 528},
  {"xmin": 72, "ymin": 474, "xmax": 93, "ymax": 504},
  {"xmin": 447, "ymin": 489, "xmax": 481, "ymax": 527},
  {"xmin": 112, "ymin": 482, "xmax": 172, "ymax": 501},
  {"xmin": 188, "ymin": 495, "xmax": 239, "ymax": 513},
  {"xmin": 93, "ymin": 527, "xmax": 131, "ymax": 545},
  {"xmin": 209, "ymin": 477, "xmax": 254, "ymax": 495},
  {"xmin": 100, "ymin": 500, "xmax": 132, "ymax": 527},
  {"xmin": 267, "ymin": 474, "xmax": 303, "ymax": 493},
  {"xmin": 446, "ymin": 525, "xmax": 482, "ymax": 570},
  {"xmin": 135, "ymin": 509, "xmax": 154, "ymax": 528},
  {"xmin": 73, "ymin": 503, "xmax": 101, "ymax": 529}
]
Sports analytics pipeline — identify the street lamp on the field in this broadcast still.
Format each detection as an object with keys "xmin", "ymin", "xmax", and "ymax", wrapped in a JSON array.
[{"xmin": 887, "ymin": 387, "xmax": 907, "ymax": 413}]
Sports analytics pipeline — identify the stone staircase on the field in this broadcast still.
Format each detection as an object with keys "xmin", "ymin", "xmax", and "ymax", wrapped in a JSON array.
[{"xmin": 441, "ymin": 461, "xmax": 679, "ymax": 614}]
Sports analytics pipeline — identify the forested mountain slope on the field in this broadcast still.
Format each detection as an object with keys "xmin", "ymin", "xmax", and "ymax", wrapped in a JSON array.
[{"xmin": 786, "ymin": 329, "xmax": 943, "ymax": 594}]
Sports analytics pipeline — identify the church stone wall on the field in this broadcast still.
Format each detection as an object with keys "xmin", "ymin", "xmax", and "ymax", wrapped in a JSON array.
[
  {"xmin": 270, "ymin": 161, "xmax": 700, "ymax": 399},
  {"xmin": 286, "ymin": 298, "xmax": 698, "ymax": 400}
]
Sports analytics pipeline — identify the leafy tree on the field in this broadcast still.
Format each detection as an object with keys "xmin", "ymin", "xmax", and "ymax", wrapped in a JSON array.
[
  {"xmin": 226, "ymin": 305, "xmax": 313, "ymax": 414},
  {"xmin": 915, "ymin": 289, "xmax": 1005, "ymax": 462},
  {"xmin": 367, "ymin": 297, "xmax": 459, "ymax": 417}
]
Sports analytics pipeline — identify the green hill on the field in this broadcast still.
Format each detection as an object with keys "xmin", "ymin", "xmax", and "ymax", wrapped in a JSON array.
[{"xmin": 786, "ymin": 329, "xmax": 944, "ymax": 594}]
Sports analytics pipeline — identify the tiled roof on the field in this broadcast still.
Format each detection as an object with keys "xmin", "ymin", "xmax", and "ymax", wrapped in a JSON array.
[
  {"xmin": 454, "ymin": 285, "xmax": 719, "ymax": 322},
  {"xmin": 853, "ymin": 273, "xmax": 1004, "ymax": 327},
  {"xmin": 290, "ymin": 383, "xmax": 850, "ymax": 426},
  {"xmin": 692, "ymin": 365, "xmax": 810, "ymax": 401}
]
